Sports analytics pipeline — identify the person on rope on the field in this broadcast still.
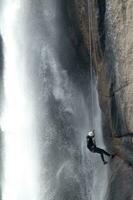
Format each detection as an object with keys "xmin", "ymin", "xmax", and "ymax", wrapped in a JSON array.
[{"xmin": 86, "ymin": 130, "xmax": 115, "ymax": 164}]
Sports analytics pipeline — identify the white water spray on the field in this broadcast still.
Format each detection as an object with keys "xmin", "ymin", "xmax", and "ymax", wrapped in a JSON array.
[
  {"xmin": 91, "ymin": 82, "xmax": 109, "ymax": 200},
  {"xmin": 81, "ymin": 79, "xmax": 109, "ymax": 200},
  {"xmin": 1, "ymin": 1, "xmax": 40, "ymax": 200},
  {"xmin": 0, "ymin": 0, "xmax": 109, "ymax": 199}
]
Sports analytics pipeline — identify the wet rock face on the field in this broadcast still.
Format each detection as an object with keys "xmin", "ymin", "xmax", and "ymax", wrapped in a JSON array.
[
  {"xmin": 108, "ymin": 159, "xmax": 133, "ymax": 200},
  {"xmin": 105, "ymin": 1, "xmax": 133, "ymax": 199},
  {"xmin": 106, "ymin": 0, "xmax": 133, "ymax": 133},
  {"xmin": 105, "ymin": 0, "xmax": 133, "ymax": 160},
  {"xmin": 70, "ymin": 0, "xmax": 133, "ymax": 199}
]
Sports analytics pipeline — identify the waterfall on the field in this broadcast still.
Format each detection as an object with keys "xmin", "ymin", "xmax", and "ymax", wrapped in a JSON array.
[
  {"xmin": 0, "ymin": 1, "xmax": 40, "ymax": 200},
  {"xmin": 0, "ymin": 0, "xmax": 108, "ymax": 200}
]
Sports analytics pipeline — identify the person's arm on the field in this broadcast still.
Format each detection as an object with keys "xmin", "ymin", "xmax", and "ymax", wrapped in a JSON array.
[{"xmin": 92, "ymin": 137, "xmax": 96, "ymax": 145}]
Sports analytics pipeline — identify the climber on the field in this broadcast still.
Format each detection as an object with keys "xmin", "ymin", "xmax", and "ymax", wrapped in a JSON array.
[{"xmin": 86, "ymin": 130, "xmax": 115, "ymax": 164}]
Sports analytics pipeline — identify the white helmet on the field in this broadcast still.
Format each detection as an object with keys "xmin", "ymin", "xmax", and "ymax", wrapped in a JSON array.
[{"xmin": 87, "ymin": 130, "xmax": 95, "ymax": 137}]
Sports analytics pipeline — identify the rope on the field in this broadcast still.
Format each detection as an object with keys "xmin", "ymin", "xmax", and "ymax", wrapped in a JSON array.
[{"xmin": 88, "ymin": 0, "xmax": 94, "ymax": 129}]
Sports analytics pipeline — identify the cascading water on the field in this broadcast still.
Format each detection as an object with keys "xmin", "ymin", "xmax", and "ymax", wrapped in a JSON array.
[
  {"xmin": 0, "ymin": 1, "xmax": 40, "ymax": 200},
  {"xmin": 0, "ymin": 0, "xmax": 108, "ymax": 200}
]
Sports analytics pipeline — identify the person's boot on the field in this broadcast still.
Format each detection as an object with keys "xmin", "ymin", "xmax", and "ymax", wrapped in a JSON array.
[
  {"xmin": 104, "ymin": 161, "xmax": 108, "ymax": 165},
  {"xmin": 111, "ymin": 154, "xmax": 116, "ymax": 159}
]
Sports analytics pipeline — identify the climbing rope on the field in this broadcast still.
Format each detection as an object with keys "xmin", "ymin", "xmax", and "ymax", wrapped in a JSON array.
[{"xmin": 88, "ymin": 0, "xmax": 94, "ymax": 129}]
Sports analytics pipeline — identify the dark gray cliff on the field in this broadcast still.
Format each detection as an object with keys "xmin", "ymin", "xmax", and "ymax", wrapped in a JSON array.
[
  {"xmin": 68, "ymin": 0, "xmax": 133, "ymax": 199},
  {"xmin": 106, "ymin": 1, "xmax": 133, "ymax": 199}
]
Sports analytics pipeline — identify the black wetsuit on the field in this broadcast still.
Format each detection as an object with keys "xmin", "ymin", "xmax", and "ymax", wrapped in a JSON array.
[{"xmin": 87, "ymin": 136, "xmax": 111, "ymax": 164}]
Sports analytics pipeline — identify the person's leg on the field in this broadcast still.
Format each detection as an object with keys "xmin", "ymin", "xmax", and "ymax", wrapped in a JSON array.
[
  {"xmin": 95, "ymin": 147, "xmax": 111, "ymax": 157},
  {"xmin": 94, "ymin": 147, "xmax": 110, "ymax": 164},
  {"xmin": 100, "ymin": 153, "xmax": 107, "ymax": 164}
]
